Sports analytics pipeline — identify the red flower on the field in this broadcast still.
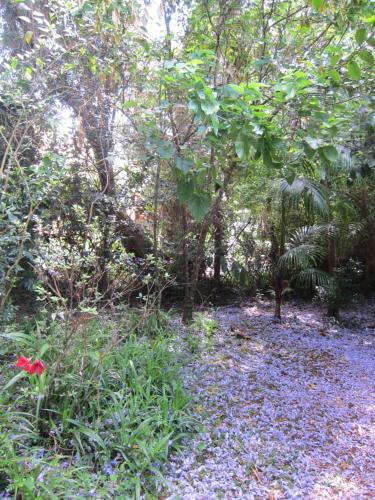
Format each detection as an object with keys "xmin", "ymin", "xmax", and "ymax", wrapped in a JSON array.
[
  {"xmin": 16, "ymin": 356, "xmax": 46, "ymax": 375},
  {"xmin": 28, "ymin": 359, "xmax": 46, "ymax": 376},
  {"xmin": 16, "ymin": 356, "xmax": 32, "ymax": 372}
]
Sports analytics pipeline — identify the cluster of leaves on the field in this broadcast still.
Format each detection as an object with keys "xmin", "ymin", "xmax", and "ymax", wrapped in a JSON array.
[{"xmin": 0, "ymin": 313, "xmax": 194, "ymax": 498}]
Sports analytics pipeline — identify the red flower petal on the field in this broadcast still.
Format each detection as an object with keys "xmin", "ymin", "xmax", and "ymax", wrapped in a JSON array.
[
  {"xmin": 28, "ymin": 359, "xmax": 46, "ymax": 375},
  {"xmin": 16, "ymin": 356, "xmax": 32, "ymax": 371}
]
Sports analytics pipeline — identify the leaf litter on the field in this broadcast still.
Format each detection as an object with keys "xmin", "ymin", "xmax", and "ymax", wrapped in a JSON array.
[{"xmin": 163, "ymin": 298, "xmax": 375, "ymax": 499}]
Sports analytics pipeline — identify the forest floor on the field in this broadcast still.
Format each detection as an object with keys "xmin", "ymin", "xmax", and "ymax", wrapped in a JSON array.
[{"xmin": 163, "ymin": 298, "xmax": 375, "ymax": 499}]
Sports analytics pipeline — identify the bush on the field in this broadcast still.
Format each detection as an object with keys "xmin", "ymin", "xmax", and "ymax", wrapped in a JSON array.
[{"xmin": 0, "ymin": 314, "xmax": 194, "ymax": 498}]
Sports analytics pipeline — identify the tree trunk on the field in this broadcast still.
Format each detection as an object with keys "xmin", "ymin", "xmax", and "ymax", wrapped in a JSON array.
[
  {"xmin": 326, "ymin": 226, "xmax": 339, "ymax": 319},
  {"xmin": 181, "ymin": 204, "xmax": 193, "ymax": 324},
  {"xmin": 274, "ymin": 275, "xmax": 282, "ymax": 319},
  {"xmin": 270, "ymin": 197, "xmax": 285, "ymax": 320},
  {"xmin": 181, "ymin": 164, "xmax": 235, "ymax": 324},
  {"xmin": 213, "ymin": 201, "xmax": 224, "ymax": 285}
]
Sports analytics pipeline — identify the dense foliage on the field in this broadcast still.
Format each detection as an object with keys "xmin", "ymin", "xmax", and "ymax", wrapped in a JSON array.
[{"xmin": 0, "ymin": 0, "xmax": 374, "ymax": 496}]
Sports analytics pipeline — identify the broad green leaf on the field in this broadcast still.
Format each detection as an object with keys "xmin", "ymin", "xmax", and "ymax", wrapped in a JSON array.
[
  {"xmin": 188, "ymin": 99, "xmax": 199, "ymax": 113},
  {"xmin": 156, "ymin": 141, "xmax": 175, "ymax": 159},
  {"xmin": 312, "ymin": 0, "xmax": 325, "ymax": 11},
  {"xmin": 321, "ymin": 145, "xmax": 338, "ymax": 162},
  {"xmin": 39, "ymin": 343, "xmax": 50, "ymax": 357},
  {"xmin": 187, "ymin": 193, "xmax": 211, "ymax": 221},
  {"xmin": 358, "ymin": 50, "xmax": 374, "ymax": 65},
  {"xmin": 175, "ymin": 157, "xmax": 192, "ymax": 175},
  {"xmin": 328, "ymin": 69, "xmax": 340, "ymax": 83},
  {"xmin": 200, "ymin": 99, "xmax": 219, "ymax": 115},
  {"xmin": 329, "ymin": 54, "xmax": 340, "ymax": 67},
  {"xmin": 347, "ymin": 61, "xmax": 361, "ymax": 81},
  {"xmin": 355, "ymin": 28, "xmax": 367, "ymax": 45},
  {"xmin": 177, "ymin": 179, "xmax": 194, "ymax": 203},
  {"xmin": 263, "ymin": 149, "xmax": 281, "ymax": 169},
  {"xmin": 275, "ymin": 81, "xmax": 296, "ymax": 100},
  {"xmin": 235, "ymin": 133, "xmax": 247, "ymax": 159}
]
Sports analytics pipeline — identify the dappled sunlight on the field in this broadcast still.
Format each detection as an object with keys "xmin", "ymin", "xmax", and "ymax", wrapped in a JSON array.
[{"xmin": 164, "ymin": 299, "xmax": 375, "ymax": 498}]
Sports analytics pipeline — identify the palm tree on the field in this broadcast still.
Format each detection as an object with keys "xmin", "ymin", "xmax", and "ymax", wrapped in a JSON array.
[{"xmin": 269, "ymin": 176, "xmax": 329, "ymax": 319}]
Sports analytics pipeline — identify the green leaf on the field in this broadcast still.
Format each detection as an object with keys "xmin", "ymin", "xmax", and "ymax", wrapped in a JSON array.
[
  {"xmin": 1, "ymin": 371, "xmax": 27, "ymax": 394},
  {"xmin": 347, "ymin": 61, "xmax": 361, "ymax": 81},
  {"xmin": 304, "ymin": 136, "xmax": 323, "ymax": 150},
  {"xmin": 263, "ymin": 149, "xmax": 281, "ymax": 169},
  {"xmin": 0, "ymin": 331, "xmax": 35, "ymax": 346},
  {"xmin": 364, "ymin": 15, "xmax": 375, "ymax": 25},
  {"xmin": 155, "ymin": 140, "xmax": 175, "ymax": 159},
  {"xmin": 312, "ymin": 0, "xmax": 325, "ymax": 11},
  {"xmin": 187, "ymin": 193, "xmax": 211, "ymax": 221},
  {"xmin": 200, "ymin": 99, "xmax": 219, "ymax": 115},
  {"xmin": 321, "ymin": 145, "xmax": 338, "ymax": 162},
  {"xmin": 211, "ymin": 113, "xmax": 219, "ymax": 135},
  {"xmin": 25, "ymin": 31, "xmax": 33, "ymax": 44},
  {"xmin": 328, "ymin": 69, "xmax": 340, "ymax": 83},
  {"xmin": 39, "ymin": 343, "xmax": 50, "ymax": 357},
  {"xmin": 77, "ymin": 427, "xmax": 106, "ymax": 448},
  {"xmin": 355, "ymin": 28, "xmax": 367, "ymax": 45},
  {"xmin": 122, "ymin": 100, "xmax": 138, "ymax": 109},
  {"xmin": 274, "ymin": 81, "xmax": 296, "ymax": 100},
  {"xmin": 358, "ymin": 49, "xmax": 374, "ymax": 65},
  {"xmin": 188, "ymin": 99, "xmax": 199, "ymax": 113},
  {"xmin": 177, "ymin": 179, "xmax": 194, "ymax": 203},
  {"xmin": 235, "ymin": 133, "xmax": 247, "ymax": 159},
  {"xmin": 175, "ymin": 157, "xmax": 193, "ymax": 174}
]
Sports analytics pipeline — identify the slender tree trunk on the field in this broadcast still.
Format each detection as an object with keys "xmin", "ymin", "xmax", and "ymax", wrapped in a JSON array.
[
  {"xmin": 273, "ymin": 197, "xmax": 285, "ymax": 319},
  {"xmin": 182, "ymin": 205, "xmax": 193, "ymax": 323},
  {"xmin": 213, "ymin": 201, "xmax": 224, "ymax": 285},
  {"xmin": 98, "ymin": 209, "xmax": 111, "ymax": 296},
  {"xmin": 153, "ymin": 158, "xmax": 162, "ymax": 308},
  {"xmin": 365, "ymin": 221, "xmax": 375, "ymax": 291},
  {"xmin": 326, "ymin": 225, "xmax": 339, "ymax": 319},
  {"xmin": 182, "ymin": 165, "xmax": 235, "ymax": 324}
]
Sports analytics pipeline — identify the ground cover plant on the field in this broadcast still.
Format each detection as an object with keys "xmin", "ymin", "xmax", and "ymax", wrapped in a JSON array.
[{"xmin": 0, "ymin": 313, "xmax": 194, "ymax": 498}]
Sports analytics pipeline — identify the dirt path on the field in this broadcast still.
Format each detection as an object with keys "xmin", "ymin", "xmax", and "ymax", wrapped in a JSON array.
[{"xmin": 164, "ymin": 300, "xmax": 375, "ymax": 499}]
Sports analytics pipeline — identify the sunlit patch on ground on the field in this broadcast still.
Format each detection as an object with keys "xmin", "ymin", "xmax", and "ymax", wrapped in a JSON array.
[{"xmin": 164, "ymin": 299, "xmax": 375, "ymax": 499}]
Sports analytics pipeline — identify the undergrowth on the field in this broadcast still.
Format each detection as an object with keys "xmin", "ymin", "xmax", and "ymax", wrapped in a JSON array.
[{"xmin": 0, "ymin": 312, "xmax": 194, "ymax": 498}]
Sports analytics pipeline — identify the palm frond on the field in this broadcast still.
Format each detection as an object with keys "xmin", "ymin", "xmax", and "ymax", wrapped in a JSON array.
[
  {"xmin": 334, "ymin": 146, "xmax": 356, "ymax": 173},
  {"xmin": 297, "ymin": 268, "xmax": 331, "ymax": 289},
  {"xmin": 279, "ymin": 177, "xmax": 329, "ymax": 217},
  {"xmin": 290, "ymin": 225, "xmax": 326, "ymax": 246},
  {"xmin": 279, "ymin": 243, "xmax": 325, "ymax": 271}
]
